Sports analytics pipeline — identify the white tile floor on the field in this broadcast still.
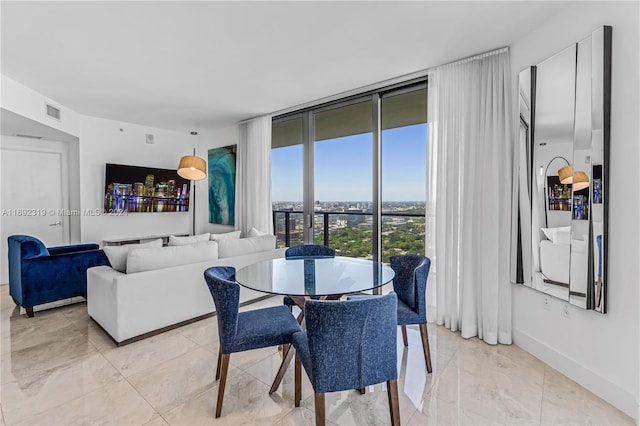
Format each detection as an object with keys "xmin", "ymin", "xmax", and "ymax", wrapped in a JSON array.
[{"xmin": 0, "ymin": 287, "xmax": 633, "ymax": 425}]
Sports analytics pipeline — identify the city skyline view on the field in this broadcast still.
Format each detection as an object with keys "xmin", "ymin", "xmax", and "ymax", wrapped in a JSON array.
[{"xmin": 271, "ymin": 123, "xmax": 427, "ymax": 203}]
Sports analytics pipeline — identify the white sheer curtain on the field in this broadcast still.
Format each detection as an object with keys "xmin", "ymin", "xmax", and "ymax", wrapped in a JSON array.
[
  {"xmin": 426, "ymin": 49, "xmax": 513, "ymax": 345},
  {"xmin": 235, "ymin": 115, "xmax": 274, "ymax": 235}
]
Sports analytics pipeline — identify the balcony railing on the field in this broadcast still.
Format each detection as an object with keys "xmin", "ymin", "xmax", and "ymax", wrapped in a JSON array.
[{"xmin": 272, "ymin": 209, "xmax": 425, "ymax": 261}]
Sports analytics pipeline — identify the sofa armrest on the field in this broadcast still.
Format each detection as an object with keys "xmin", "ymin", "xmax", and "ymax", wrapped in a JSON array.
[
  {"xmin": 48, "ymin": 244, "xmax": 100, "ymax": 255},
  {"xmin": 87, "ymin": 266, "xmax": 121, "ymax": 340}
]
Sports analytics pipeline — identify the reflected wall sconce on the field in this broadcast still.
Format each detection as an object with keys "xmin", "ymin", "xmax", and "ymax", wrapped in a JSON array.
[{"xmin": 178, "ymin": 148, "xmax": 207, "ymax": 235}]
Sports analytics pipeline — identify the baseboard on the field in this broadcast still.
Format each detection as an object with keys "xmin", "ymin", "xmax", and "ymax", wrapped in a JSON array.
[{"xmin": 513, "ymin": 328, "xmax": 638, "ymax": 422}]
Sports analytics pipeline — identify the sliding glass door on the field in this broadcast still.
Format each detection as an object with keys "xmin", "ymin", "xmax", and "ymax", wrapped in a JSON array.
[
  {"xmin": 314, "ymin": 100, "xmax": 373, "ymax": 258},
  {"xmin": 271, "ymin": 81, "xmax": 427, "ymax": 263},
  {"xmin": 271, "ymin": 116, "xmax": 305, "ymax": 248},
  {"xmin": 380, "ymin": 88, "xmax": 427, "ymax": 263}
]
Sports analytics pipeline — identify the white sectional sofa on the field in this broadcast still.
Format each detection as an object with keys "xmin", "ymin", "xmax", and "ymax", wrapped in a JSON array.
[{"xmin": 87, "ymin": 232, "xmax": 284, "ymax": 345}]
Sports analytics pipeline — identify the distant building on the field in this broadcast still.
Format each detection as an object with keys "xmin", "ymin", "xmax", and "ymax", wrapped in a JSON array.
[
  {"xmin": 133, "ymin": 182, "xmax": 144, "ymax": 195},
  {"xmin": 144, "ymin": 174, "xmax": 155, "ymax": 196}
]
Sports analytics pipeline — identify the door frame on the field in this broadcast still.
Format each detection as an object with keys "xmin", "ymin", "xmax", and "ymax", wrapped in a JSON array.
[{"xmin": 1, "ymin": 137, "xmax": 72, "ymax": 283}]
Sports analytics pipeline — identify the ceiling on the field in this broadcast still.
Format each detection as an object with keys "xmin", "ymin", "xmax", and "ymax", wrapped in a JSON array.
[{"xmin": 1, "ymin": 1, "xmax": 570, "ymax": 134}]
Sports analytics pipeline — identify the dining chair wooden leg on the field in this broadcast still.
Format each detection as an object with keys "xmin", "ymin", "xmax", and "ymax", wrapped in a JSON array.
[
  {"xmin": 387, "ymin": 379, "xmax": 400, "ymax": 426},
  {"xmin": 215, "ymin": 353, "xmax": 230, "ymax": 418},
  {"xmin": 270, "ymin": 343, "xmax": 294, "ymax": 394},
  {"xmin": 215, "ymin": 348, "xmax": 222, "ymax": 380},
  {"xmin": 314, "ymin": 392, "xmax": 326, "ymax": 426},
  {"xmin": 294, "ymin": 354, "xmax": 302, "ymax": 407},
  {"xmin": 419, "ymin": 323, "xmax": 432, "ymax": 373},
  {"xmin": 401, "ymin": 325, "xmax": 408, "ymax": 347}
]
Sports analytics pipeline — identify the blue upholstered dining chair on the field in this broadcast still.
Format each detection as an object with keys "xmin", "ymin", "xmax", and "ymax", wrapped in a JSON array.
[
  {"xmin": 292, "ymin": 292, "xmax": 400, "ymax": 426},
  {"xmin": 283, "ymin": 244, "xmax": 335, "ymax": 311},
  {"xmin": 392, "ymin": 254, "xmax": 433, "ymax": 373},
  {"xmin": 203, "ymin": 266, "xmax": 302, "ymax": 418},
  {"xmin": 284, "ymin": 244, "xmax": 335, "ymax": 259}
]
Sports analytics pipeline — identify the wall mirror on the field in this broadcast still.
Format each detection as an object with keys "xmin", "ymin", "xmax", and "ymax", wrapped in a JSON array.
[{"xmin": 515, "ymin": 26, "xmax": 611, "ymax": 312}]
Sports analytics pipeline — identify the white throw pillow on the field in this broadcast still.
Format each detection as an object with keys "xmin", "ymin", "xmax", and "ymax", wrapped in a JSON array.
[
  {"xmin": 218, "ymin": 234, "xmax": 276, "ymax": 258},
  {"xmin": 103, "ymin": 239, "xmax": 163, "ymax": 272},
  {"xmin": 554, "ymin": 230, "xmax": 571, "ymax": 245},
  {"xmin": 247, "ymin": 227, "xmax": 269, "ymax": 237},
  {"xmin": 168, "ymin": 233, "xmax": 210, "ymax": 246},
  {"xmin": 126, "ymin": 241, "xmax": 219, "ymax": 274},
  {"xmin": 210, "ymin": 230, "xmax": 241, "ymax": 241},
  {"xmin": 541, "ymin": 226, "xmax": 571, "ymax": 244}
]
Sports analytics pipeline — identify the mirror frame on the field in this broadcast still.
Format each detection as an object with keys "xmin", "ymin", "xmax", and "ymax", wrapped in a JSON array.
[{"xmin": 514, "ymin": 26, "xmax": 611, "ymax": 313}]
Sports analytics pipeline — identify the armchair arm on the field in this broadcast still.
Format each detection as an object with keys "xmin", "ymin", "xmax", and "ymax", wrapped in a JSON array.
[
  {"xmin": 25, "ymin": 249, "xmax": 109, "ymax": 270},
  {"xmin": 48, "ymin": 244, "xmax": 100, "ymax": 255},
  {"xmin": 17, "ymin": 249, "xmax": 109, "ymax": 307}
]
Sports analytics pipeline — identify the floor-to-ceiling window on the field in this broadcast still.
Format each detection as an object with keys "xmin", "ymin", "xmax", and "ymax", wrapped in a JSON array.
[
  {"xmin": 313, "ymin": 100, "xmax": 373, "ymax": 258},
  {"xmin": 271, "ymin": 116, "xmax": 304, "ymax": 247},
  {"xmin": 380, "ymin": 88, "xmax": 427, "ymax": 262},
  {"xmin": 271, "ymin": 81, "xmax": 427, "ymax": 263}
]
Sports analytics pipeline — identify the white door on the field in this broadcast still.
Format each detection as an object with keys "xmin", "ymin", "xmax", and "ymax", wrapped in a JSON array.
[{"xmin": 1, "ymin": 137, "xmax": 70, "ymax": 284}]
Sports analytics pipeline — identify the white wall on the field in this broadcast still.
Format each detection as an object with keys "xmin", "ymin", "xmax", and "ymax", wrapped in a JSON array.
[
  {"xmin": 196, "ymin": 125, "xmax": 240, "ymax": 235},
  {"xmin": 1, "ymin": 75, "xmax": 80, "ymax": 137},
  {"xmin": 78, "ymin": 116, "xmax": 195, "ymax": 243},
  {"xmin": 510, "ymin": 1, "xmax": 639, "ymax": 420}
]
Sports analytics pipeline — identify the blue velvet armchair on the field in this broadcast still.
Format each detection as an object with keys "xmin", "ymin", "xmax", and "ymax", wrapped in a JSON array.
[
  {"xmin": 293, "ymin": 293, "xmax": 400, "ymax": 426},
  {"xmin": 8, "ymin": 235, "xmax": 110, "ymax": 317},
  {"xmin": 203, "ymin": 266, "xmax": 302, "ymax": 418}
]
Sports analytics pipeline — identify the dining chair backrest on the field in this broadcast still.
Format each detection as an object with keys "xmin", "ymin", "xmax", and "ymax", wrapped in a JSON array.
[
  {"xmin": 390, "ymin": 255, "xmax": 430, "ymax": 317},
  {"xmin": 285, "ymin": 244, "xmax": 335, "ymax": 258},
  {"xmin": 204, "ymin": 266, "xmax": 239, "ymax": 351},
  {"xmin": 304, "ymin": 292, "xmax": 397, "ymax": 393}
]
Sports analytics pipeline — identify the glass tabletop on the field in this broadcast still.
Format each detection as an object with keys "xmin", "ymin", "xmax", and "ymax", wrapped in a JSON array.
[{"xmin": 236, "ymin": 256, "xmax": 395, "ymax": 297}]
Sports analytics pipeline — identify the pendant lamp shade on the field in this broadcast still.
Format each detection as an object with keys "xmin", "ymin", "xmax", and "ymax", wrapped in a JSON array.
[
  {"xmin": 558, "ymin": 164, "xmax": 589, "ymax": 191},
  {"xmin": 572, "ymin": 172, "xmax": 590, "ymax": 191},
  {"xmin": 558, "ymin": 164, "xmax": 573, "ymax": 184},
  {"xmin": 177, "ymin": 155, "xmax": 206, "ymax": 181}
]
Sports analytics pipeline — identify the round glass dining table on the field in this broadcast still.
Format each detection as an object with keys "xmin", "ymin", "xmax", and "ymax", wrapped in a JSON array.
[
  {"xmin": 236, "ymin": 256, "xmax": 395, "ymax": 297},
  {"xmin": 236, "ymin": 256, "xmax": 395, "ymax": 394}
]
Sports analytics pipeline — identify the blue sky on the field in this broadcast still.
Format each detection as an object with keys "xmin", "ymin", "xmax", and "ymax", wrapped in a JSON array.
[{"xmin": 272, "ymin": 124, "xmax": 427, "ymax": 202}]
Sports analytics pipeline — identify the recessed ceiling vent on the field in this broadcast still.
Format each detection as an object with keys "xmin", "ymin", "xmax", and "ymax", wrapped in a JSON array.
[
  {"xmin": 14, "ymin": 134, "xmax": 43, "ymax": 139},
  {"xmin": 45, "ymin": 103, "xmax": 61, "ymax": 121}
]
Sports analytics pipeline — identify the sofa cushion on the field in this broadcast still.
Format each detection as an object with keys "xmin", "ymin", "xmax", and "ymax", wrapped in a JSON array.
[
  {"xmin": 247, "ymin": 227, "xmax": 269, "ymax": 237},
  {"xmin": 103, "ymin": 239, "xmax": 163, "ymax": 272},
  {"xmin": 126, "ymin": 241, "xmax": 219, "ymax": 274},
  {"xmin": 218, "ymin": 235, "xmax": 276, "ymax": 258},
  {"xmin": 210, "ymin": 230, "xmax": 241, "ymax": 241},
  {"xmin": 168, "ymin": 233, "xmax": 210, "ymax": 246}
]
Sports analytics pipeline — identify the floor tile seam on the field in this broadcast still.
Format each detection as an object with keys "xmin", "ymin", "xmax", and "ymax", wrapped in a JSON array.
[
  {"xmin": 176, "ymin": 327, "xmax": 219, "ymax": 350},
  {"xmin": 154, "ymin": 380, "xmax": 221, "ymax": 422},
  {"xmin": 403, "ymin": 407, "xmax": 420, "ymax": 426},
  {"xmin": 6, "ymin": 375, "xmax": 135, "ymax": 426},
  {"xmin": 538, "ymin": 366, "xmax": 548, "ymax": 425},
  {"xmin": 124, "ymin": 347, "xmax": 231, "ymax": 416},
  {"xmin": 268, "ymin": 406, "xmax": 314, "ymax": 426},
  {"xmin": 1, "ymin": 312, "xmax": 82, "ymax": 353},
  {"xmin": 0, "ymin": 343, "xmax": 105, "ymax": 394},
  {"xmin": 0, "ymin": 351, "xmax": 122, "ymax": 411},
  {"xmin": 111, "ymin": 338, "xmax": 208, "ymax": 379},
  {"xmin": 116, "ymin": 369, "xmax": 165, "ymax": 422},
  {"xmin": 230, "ymin": 348, "xmax": 281, "ymax": 373}
]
